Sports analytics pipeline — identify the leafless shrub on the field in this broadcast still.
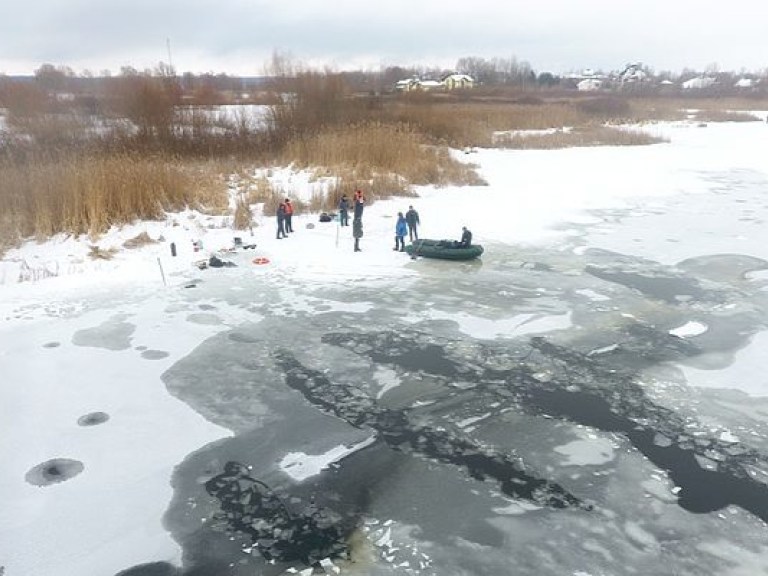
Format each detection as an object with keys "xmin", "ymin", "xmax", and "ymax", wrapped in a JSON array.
[
  {"xmin": 245, "ymin": 175, "xmax": 278, "ymax": 204},
  {"xmin": 122, "ymin": 231, "xmax": 158, "ymax": 248},
  {"xmin": 17, "ymin": 258, "xmax": 59, "ymax": 282},
  {"xmin": 261, "ymin": 191, "xmax": 286, "ymax": 216},
  {"xmin": 88, "ymin": 245, "xmax": 118, "ymax": 260},
  {"xmin": 232, "ymin": 198, "xmax": 253, "ymax": 230}
]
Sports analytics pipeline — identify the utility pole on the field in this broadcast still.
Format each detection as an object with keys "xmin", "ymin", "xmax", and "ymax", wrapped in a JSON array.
[{"xmin": 166, "ymin": 38, "xmax": 174, "ymax": 76}]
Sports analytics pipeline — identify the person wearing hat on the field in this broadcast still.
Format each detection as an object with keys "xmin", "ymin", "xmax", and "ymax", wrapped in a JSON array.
[{"xmin": 353, "ymin": 189, "xmax": 364, "ymax": 220}]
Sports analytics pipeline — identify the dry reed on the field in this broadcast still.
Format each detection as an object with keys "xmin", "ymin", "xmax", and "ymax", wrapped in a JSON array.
[
  {"xmin": 0, "ymin": 153, "xmax": 200, "ymax": 240},
  {"xmin": 494, "ymin": 126, "xmax": 667, "ymax": 149},
  {"xmin": 282, "ymin": 121, "xmax": 481, "ymax": 187},
  {"xmin": 4, "ymin": 84, "xmax": 766, "ymax": 250},
  {"xmin": 232, "ymin": 198, "xmax": 253, "ymax": 229}
]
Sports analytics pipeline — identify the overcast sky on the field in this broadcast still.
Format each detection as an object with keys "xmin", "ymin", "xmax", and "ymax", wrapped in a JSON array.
[{"xmin": 1, "ymin": 0, "xmax": 767, "ymax": 76}]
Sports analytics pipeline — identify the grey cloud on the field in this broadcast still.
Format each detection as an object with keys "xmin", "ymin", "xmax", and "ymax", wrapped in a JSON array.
[{"xmin": 2, "ymin": 0, "xmax": 767, "ymax": 75}]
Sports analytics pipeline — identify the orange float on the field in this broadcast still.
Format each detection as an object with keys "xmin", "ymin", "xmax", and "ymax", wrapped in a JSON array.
[{"xmin": 252, "ymin": 257, "xmax": 270, "ymax": 265}]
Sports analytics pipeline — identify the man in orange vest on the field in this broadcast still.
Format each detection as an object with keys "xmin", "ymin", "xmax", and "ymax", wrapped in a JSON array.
[{"xmin": 284, "ymin": 198, "xmax": 294, "ymax": 233}]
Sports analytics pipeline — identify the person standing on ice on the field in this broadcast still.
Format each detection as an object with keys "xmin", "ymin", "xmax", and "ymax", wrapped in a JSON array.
[
  {"xmin": 276, "ymin": 202, "xmax": 287, "ymax": 239},
  {"xmin": 338, "ymin": 194, "xmax": 350, "ymax": 226},
  {"xmin": 353, "ymin": 189, "xmax": 364, "ymax": 220},
  {"xmin": 284, "ymin": 198, "xmax": 294, "ymax": 233},
  {"xmin": 352, "ymin": 217, "xmax": 363, "ymax": 252},
  {"xmin": 394, "ymin": 212, "xmax": 407, "ymax": 252},
  {"xmin": 405, "ymin": 205, "xmax": 420, "ymax": 241}
]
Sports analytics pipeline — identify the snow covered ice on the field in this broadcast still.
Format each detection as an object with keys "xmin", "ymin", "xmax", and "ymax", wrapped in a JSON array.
[{"xmin": 2, "ymin": 116, "xmax": 768, "ymax": 575}]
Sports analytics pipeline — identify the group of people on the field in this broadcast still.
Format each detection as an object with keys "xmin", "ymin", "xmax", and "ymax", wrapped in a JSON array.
[
  {"xmin": 394, "ymin": 205, "xmax": 421, "ymax": 251},
  {"xmin": 276, "ymin": 190, "xmax": 471, "ymax": 253},
  {"xmin": 337, "ymin": 189, "xmax": 366, "ymax": 251},
  {"xmin": 275, "ymin": 198, "xmax": 295, "ymax": 239}
]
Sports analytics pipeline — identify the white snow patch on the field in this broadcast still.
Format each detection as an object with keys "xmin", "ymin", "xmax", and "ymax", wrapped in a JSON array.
[
  {"xmin": 492, "ymin": 500, "xmax": 543, "ymax": 515},
  {"xmin": 720, "ymin": 430, "xmax": 740, "ymax": 443},
  {"xmin": 279, "ymin": 436, "xmax": 377, "ymax": 481},
  {"xmin": 575, "ymin": 288, "xmax": 611, "ymax": 301},
  {"xmin": 0, "ymin": 297, "xmax": 232, "ymax": 576},
  {"xmin": 554, "ymin": 437, "xmax": 615, "ymax": 466},
  {"xmin": 421, "ymin": 310, "xmax": 572, "ymax": 339},
  {"xmin": 680, "ymin": 330, "xmax": 768, "ymax": 396},
  {"xmin": 669, "ymin": 321, "xmax": 708, "ymax": 338},
  {"xmin": 374, "ymin": 366, "xmax": 402, "ymax": 399},
  {"xmin": 457, "ymin": 413, "xmax": 492, "ymax": 428}
]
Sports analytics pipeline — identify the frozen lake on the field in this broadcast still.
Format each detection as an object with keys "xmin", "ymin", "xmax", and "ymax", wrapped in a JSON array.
[{"xmin": 2, "ymin": 118, "xmax": 768, "ymax": 576}]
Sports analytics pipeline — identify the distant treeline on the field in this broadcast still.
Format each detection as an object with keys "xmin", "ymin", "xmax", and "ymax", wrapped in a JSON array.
[
  {"xmin": 3, "ymin": 57, "xmax": 768, "ymax": 104},
  {"xmin": 1, "ymin": 59, "xmax": 766, "ymax": 248}
]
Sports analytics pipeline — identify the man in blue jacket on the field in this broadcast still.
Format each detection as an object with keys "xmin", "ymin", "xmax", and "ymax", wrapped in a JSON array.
[{"xmin": 394, "ymin": 212, "xmax": 407, "ymax": 252}]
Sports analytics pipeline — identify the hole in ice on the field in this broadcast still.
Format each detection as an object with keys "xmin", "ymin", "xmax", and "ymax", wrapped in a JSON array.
[
  {"xmin": 25, "ymin": 458, "xmax": 84, "ymax": 486},
  {"xmin": 141, "ymin": 350, "xmax": 170, "ymax": 360},
  {"xmin": 77, "ymin": 411, "xmax": 110, "ymax": 426}
]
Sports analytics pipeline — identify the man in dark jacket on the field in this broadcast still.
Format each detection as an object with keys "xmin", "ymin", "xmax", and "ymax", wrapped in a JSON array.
[
  {"xmin": 276, "ymin": 202, "xmax": 287, "ymax": 239},
  {"xmin": 457, "ymin": 226, "xmax": 472, "ymax": 248},
  {"xmin": 405, "ymin": 205, "xmax": 420, "ymax": 241},
  {"xmin": 353, "ymin": 189, "xmax": 364, "ymax": 220},
  {"xmin": 352, "ymin": 218, "xmax": 363, "ymax": 252},
  {"xmin": 338, "ymin": 194, "xmax": 350, "ymax": 226}
]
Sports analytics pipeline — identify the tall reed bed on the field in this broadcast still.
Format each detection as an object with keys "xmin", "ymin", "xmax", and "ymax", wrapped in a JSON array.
[
  {"xmin": 493, "ymin": 126, "xmax": 667, "ymax": 149},
  {"xmin": 0, "ymin": 153, "xmax": 198, "ymax": 242},
  {"xmin": 282, "ymin": 122, "xmax": 482, "ymax": 189},
  {"xmin": 383, "ymin": 100, "xmax": 627, "ymax": 147}
]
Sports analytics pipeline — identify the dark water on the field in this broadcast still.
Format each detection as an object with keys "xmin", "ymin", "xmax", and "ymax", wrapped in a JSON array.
[{"xmin": 116, "ymin": 245, "xmax": 768, "ymax": 575}]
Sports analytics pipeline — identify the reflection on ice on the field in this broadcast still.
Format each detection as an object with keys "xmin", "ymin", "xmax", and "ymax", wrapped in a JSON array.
[{"xmin": 415, "ymin": 309, "xmax": 573, "ymax": 339}]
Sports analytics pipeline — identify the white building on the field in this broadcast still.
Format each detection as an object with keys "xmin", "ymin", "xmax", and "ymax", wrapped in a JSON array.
[
  {"xmin": 577, "ymin": 78, "xmax": 603, "ymax": 91},
  {"xmin": 682, "ymin": 77, "xmax": 716, "ymax": 90},
  {"xmin": 735, "ymin": 78, "xmax": 757, "ymax": 89}
]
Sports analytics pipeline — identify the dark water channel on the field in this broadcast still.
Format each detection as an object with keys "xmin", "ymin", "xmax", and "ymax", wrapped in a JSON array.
[{"xmin": 117, "ymin": 243, "xmax": 768, "ymax": 575}]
